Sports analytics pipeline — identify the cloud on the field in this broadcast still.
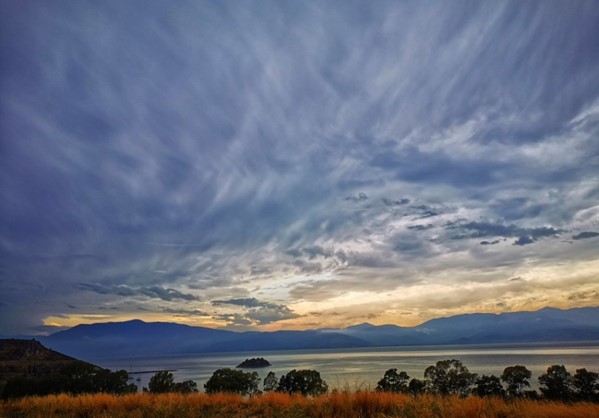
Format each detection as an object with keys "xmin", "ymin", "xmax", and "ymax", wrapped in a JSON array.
[
  {"xmin": 572, "ymin": 231, "xmax": 599, "ymax": 240},
  {"xmin": 382, "ymin": 198, "xmax": 410, "ymax": 207},
  {"xmin": 212, "ymin": 297, "xmax": 300, "ymax": 325},
  {"xmin": 162, "ymin": 308, "xmax": 209, "ymax": 316},
  {"xmin": 513, "ymin": 236, "xmax": 536, "ymax": 246},
  {"xmin": 407, "ymin": 224, "xmax": 434, "ymax": 231},
  {"xmin": 212, "ymin": 298, "xmax": 266, "ymax": 308},
  {"xmin": 78, "ymin": 283, "xmax": 198, "ymax": 301},
  {"xmin": 345, "ymin": 192, "xmax": 368, "ymax": 202},
  {"xmin": 1, "ymin": 1, "xmax": 599, "ymax": 333},
  {"xmin": 447, "ymin": 221, "xmax": 561, "ymax": 243}
]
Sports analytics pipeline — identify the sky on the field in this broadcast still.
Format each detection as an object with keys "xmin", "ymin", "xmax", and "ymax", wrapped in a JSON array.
[{"xmin": 1, "ymin": 1, "xmax": 599, "ymax": 336}]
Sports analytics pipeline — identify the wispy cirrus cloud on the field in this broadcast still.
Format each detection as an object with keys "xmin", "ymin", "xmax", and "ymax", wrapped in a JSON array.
[{"xmin": 1, "ymin": 1, "xmax": 599, "ymax": 334}]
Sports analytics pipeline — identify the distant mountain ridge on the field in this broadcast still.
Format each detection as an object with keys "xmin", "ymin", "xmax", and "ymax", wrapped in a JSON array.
[
  {"xmin": 38, "ymin": 306, "xmax": 599, "ymax": 361},
  {"xmin": 330, "ymin": 307, "xmax": 599, "ymax": 346}
]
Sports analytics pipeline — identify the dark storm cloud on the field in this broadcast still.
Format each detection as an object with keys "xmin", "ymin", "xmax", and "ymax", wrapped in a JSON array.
[{"xmin": 1, "ymin": 1, "xmax": 599, "ymax": 333}]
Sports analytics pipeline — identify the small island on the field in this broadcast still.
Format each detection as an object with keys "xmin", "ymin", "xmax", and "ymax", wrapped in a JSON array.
[{"xmin": 236, "ymin": 357, "xmax": 271, "ymax": 368}]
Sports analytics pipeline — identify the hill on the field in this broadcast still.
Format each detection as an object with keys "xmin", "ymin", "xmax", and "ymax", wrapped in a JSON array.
[{"xmin": 0, "ymin": 339, "xmax": 96, "ymax": 396}]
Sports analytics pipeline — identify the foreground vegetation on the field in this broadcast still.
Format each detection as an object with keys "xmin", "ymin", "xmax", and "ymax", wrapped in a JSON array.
[{"xmin": 2, "ymin": 391, "xmax": 599, "ymax": 418}]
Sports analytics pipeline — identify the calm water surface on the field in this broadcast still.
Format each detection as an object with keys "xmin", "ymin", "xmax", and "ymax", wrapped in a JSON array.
[{"xmin": 92, "ymin": 342, "xmax": 599, "ymax": 392}]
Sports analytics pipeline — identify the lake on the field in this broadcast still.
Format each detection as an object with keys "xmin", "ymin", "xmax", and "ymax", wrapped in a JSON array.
[{"xmin": 91, "ymin": 342, "xmax": 599, "ymax": 392}]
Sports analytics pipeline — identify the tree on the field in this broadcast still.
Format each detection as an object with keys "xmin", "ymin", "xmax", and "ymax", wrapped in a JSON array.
[
  {"xmin": 263, "ymin": 371, "xmax": 278, "ymax": 392},
  {"xmin": 474, "ymin": 375, "xmax": 505, "ymax": 398},
  {"xmin": 501, "ymin": 365, "xmax": 531, "ymax": 398},
  {"xmin": 204, "ymin": 368, "xmax": 260, "ymax": 396},
  {"xmin": 573, "ymin": 368, "xmax": 598, "ymax": 402},
  {"xmin": 539, "ymin": 365, "xmax": 573, "ymax": 401},
  {"xmin": 407, "ymin": 378, "xmax": 426, "ymax": 395},
  {"xmin": 173, "ymin": 380, "xmax": 198, "ymax": 394},
  {"xmin": 424, "ymin": 359, "xmax": 477, "ymax": 397},
  {"xmin": 375, "ymin": 369, "xmax": 410, "ymax": 393},
  {"xmin": 147, "ymin": 371, "xmax": 175, "ymax": 393},
  {"xmin": 146, "ymin": 371, "xmax": 198, "ymax": 394},
  {"xmin": 277, "ymin": 369, "xmax": 328, "ymax": 396},
  {"xmin": 96, "ymin": 369, "xmax": 137, "ymax": 394}
]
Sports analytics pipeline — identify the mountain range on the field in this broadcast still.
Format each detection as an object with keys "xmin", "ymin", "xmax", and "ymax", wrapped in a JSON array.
[{"xmin": 37, "ymin": 306, "xmax": 599, "ymax": 360}]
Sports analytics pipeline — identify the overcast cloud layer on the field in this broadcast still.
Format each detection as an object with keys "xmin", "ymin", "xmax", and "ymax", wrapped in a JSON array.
[{"xmin": 1, "ymin": 1, "xmax": 599, "ymax": 335}]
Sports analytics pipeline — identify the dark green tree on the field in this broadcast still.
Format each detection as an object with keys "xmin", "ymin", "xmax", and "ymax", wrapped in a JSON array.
[
  {"xmin": 147, "ymin": 371, "xmax": 175, "ymax": 393},
  {"xmin": 95, "ymin": 369, "xmax": 137, "ymax": 394},
  {"xmin": 277, "ymin": 369, "xmax": 328, "ymax": 396},
  {"xmin": 501, "ymin": 365, "xmax": 531, "ymax": 398},
  {"xmin": 263, "ymin": 371, "xmax": 278, "ymax": 392},
  {"xmin": 146, "ymin": 371, "xmax": 198, "ymax": 394},
  {"xmin": 407, "ymin": 378, "xmax": 426, "ymax": 395},
  {"xmin": 173, "ymin": 379, "xmax": 198, "ymax": 394},
  {"xmin": 424, "ymin": 359, "xmax": 477, "ymax": 397},
  {"xmin": 375, "ymin": 368, "xmax": 410, "ymax": 393},
  {"xmin": 204, "ymin": 368, "xmax": 260, "ymax": 396},
  {"xmin": 474, "ymin": 375, "xmax": 505, "ymax": 398},
  {"xmin": 539, "ymin": 365, "xmax": 573, "ymax": 401},
  {"xmin": 573, "ymin": 368, "xmax": 598, "ymax": 402}
]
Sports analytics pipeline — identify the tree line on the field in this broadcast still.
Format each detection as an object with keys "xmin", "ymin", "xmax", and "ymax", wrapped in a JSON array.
[
  {"xmin": 198, "ymin": 360, "xmax": 599, "ymax": 402},
  {"xmin": 3, "ymin": 359, "xmax": 598, "ymax": 403},
  {"xmin": 374, "ymin": 360, "xmax": 598, "ymax": 402}
]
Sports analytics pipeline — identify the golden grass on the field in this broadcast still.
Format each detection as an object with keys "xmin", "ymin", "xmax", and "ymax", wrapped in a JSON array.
[{"xmin": 1, "ymin": 391, "xmax": 598, "ymax": 418}]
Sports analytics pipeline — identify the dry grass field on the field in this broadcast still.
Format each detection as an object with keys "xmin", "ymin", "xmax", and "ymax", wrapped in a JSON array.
[{"xmin": 2, "ymin": 391, "xmax": 599, "ymax": 418}]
